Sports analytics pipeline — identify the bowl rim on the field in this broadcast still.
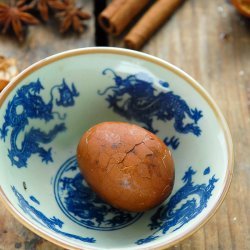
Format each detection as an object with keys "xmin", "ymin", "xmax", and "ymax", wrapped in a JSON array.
[{"xmin": 0, "ymin": 47, "xmax": 234, "ymax": 250}]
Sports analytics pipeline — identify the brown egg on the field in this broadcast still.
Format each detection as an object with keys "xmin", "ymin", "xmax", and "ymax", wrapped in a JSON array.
[{"xmin": 77, "ymin": 122, "xmax": 175, "ymax": 212}]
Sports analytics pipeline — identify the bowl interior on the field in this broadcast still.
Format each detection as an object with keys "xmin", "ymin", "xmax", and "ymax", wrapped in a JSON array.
[{"xmin": 0, "ymin": 49, "xmax": 231, "ymax": 249}]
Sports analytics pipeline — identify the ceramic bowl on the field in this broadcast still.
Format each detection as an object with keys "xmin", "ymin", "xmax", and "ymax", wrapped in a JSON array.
[{"xmin": 0, "ymin": 47, "xmax": 233, "ymax": 250}]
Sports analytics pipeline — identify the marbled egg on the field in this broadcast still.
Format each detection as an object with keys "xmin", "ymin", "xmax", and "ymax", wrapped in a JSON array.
[{"xmin": 77, "ymin": 122, "xmax": 175, "ymax": 212}]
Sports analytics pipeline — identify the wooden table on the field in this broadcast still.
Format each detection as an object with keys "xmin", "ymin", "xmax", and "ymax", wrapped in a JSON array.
[{"xmin": 0, "ymin": 0, "xmax": 249, "ymax": 249}]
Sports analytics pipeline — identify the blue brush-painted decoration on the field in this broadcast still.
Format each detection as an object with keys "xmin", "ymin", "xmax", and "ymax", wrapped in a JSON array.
[
  {"xmin": 54, "ymin": 156, "xmax": 142, "ymax": 231},
  {"xmin": 163, "ymin": 136, "xmax": 180, "ymax": 150},
  {"xmin": 30, "ymin": 196, "xmax": 40, "ymax": 205},
  {"xmin": 135, "ymin": 167, "xmax": 218, "ymax": 245},
  {"xmin": 0, "ymin": 79, "xmax": 79, "ymax": 168},
  {"xmin": 56, "ymin": 79, "xmax": 79, "ymax": 107},
  {"xmin": 203, "ymin": 167, "xmax": 210, "ymax": 175},
  {"xmin": 12, "ymin": 186, "xmax": 95, "ymax": 243},
  {"xmin": 98, "ymin": 69, "xmax": 203, "ymax": 150}
]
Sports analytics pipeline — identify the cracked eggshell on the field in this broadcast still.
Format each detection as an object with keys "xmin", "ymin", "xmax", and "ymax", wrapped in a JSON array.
[{"xmin": 77, "ymin": 122, "xmax": 175, "ymax": 212}]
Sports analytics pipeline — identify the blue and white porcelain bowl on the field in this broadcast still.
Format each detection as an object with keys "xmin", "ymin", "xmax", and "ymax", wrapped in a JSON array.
[{"xmin": 0, "ymin": 48, "xmax": 233, "ymax": 249}]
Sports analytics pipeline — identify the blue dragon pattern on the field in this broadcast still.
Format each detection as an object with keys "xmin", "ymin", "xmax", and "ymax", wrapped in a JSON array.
[
  {"xmin": 98, "ymin": 69, "xmax": 203, "ymax": 150},
  {"xmin": 0, "ymin": 78, "xmax": 79, "ymax": 168},
  {"xmin": 12, "ymin": 186, "xmax": 95, "ymax": 243},
  {"xmin": 135, "ymin": 167, "xmax": 218, "ymax": 245},
  {"xmin": 54, "ymin": 156, "xmax": 142, "ymax": 231}
]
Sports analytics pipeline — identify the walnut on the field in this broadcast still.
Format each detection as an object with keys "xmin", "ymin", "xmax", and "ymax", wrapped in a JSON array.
[{"xmin": 0, "ymin": 56, "xmax": 19, "ymax": 91}]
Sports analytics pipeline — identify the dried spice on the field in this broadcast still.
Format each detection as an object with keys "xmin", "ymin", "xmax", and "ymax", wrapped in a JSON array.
[
  {"xmin": 124, "ymin": 0, "xmax": 182, "ymax": 50},
  {"xmin": 0, "ymin": 56, "xmax": 19, "ymax": 91},
  {"xmin": 53, "ymin": 0, "xmax": 91, "ymax": 33},
  {"xmin": 0, "ymin": 1, "xmax": 39, "ymax": 42},
  {"xmin": 0, "ymin": 0, "xmax": 90, "ymax": 41},
  {"xmin": 19, "ymin": 0, "xmax": 64, "ymax": 21}
]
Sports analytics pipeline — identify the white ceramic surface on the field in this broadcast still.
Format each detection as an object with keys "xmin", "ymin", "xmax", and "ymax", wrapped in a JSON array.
[{"xmin": 0, "ymin": 48, "xmax": 233, "ymax": 250}]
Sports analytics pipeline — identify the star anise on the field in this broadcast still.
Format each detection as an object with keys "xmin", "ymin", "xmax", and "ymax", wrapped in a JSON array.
[
  {"xmin": 19, "ymin": 0, "xmax": 60, "ymax": 21},
  {"xmin": 0, "ymin": 1, "xmax": 39, "ymax": 42},
  {"xmin": 52, "ymin": 0, "xmax": 91, "ymax": 33}
]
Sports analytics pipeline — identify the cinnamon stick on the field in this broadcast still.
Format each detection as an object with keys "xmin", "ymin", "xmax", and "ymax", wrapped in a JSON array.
[
  {"xmin": 124, "ymin": 0, "xmax": 183, "ymax": 50},
  {"xmin": 98, "ymin": 0, "xmax": 151, "ymax": 36}
]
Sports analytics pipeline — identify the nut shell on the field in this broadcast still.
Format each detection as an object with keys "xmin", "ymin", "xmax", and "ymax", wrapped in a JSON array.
[{"xmin": 77, "ymin": 122, "xmax": 175, "ymax": 212}]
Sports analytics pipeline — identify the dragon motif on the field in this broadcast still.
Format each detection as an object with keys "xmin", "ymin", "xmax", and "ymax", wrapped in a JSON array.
[
  {"xmin": 54, "ymin": 156, "xmax": 142, "ymax": 231},
  {"xmin": 98, "ymin": 69, "xmax": 203, "ymax": 149},
  {"xmin": 0, "ymin": 78, "xmax": 79, "ymax": 168},
  {"xmin": 135, "ymin": 167, "xmax": 218, "ymax": 245},
  {"xmin": 12, "ymin": 186, "xmax": 95, "ymax": 243}
]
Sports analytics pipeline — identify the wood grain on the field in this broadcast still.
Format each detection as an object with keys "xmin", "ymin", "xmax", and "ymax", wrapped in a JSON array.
[{"xmin": 0, "ymin": 0, "xmax": 250, "ymax": 249}]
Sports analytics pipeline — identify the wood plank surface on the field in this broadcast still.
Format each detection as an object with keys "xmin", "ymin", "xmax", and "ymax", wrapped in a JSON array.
[{"xmin": 0, "ymin": 0, "xmax": 250, "ymax": 249}]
